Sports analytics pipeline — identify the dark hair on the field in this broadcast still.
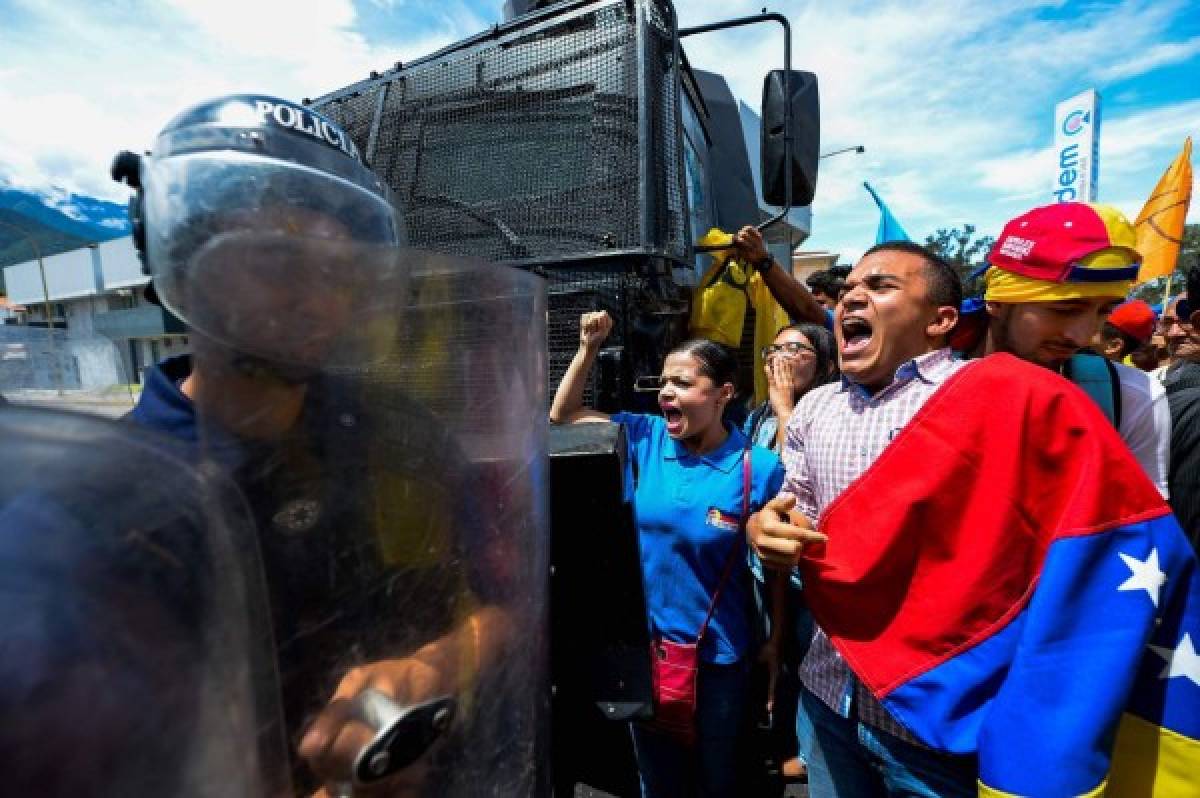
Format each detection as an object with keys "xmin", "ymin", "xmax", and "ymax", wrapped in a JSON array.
[
  {"xmin": 862, "ymin": 240, "xmax": 962, "ymax": 311},
  {"xmin": 806, "ymin": 270, "xmax": 844, "ymax": 298},
  {"xmin": 774, "ymin": 322, "xmax": 840, "ymax": 389},
  {"xmin": 667, "ymin": 338, "xmax": 738, "ymax": 387},
  {"xmin": 1099, "ymin": 322, "xmax": 1141, "ymax": 358},
  {"xmin": 1187, "ymin": 266, "xmax": 1199, "ymax": 312},
  {"xmin": 1130, "ymin": 340, "xmax": 1164, "ymax": 371}
]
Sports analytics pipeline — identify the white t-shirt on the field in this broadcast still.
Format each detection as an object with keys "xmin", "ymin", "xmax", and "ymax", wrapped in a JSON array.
[{"xmin": 1113, "ymin": 361, "xmax": 1172, "ymax": 497}]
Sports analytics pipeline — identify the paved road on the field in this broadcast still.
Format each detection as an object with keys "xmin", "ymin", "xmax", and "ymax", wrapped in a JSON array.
[{"xmin": 3, "ymin": 394, "xmax": 138, "ymax": 419}]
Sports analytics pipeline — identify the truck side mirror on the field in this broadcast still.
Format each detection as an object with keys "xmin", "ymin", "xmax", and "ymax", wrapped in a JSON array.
[{"xmin": 760, "ymin": 70, "xmax": 820, "ymax": 207}]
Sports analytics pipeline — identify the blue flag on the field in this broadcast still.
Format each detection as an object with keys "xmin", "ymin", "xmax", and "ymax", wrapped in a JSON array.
[{"xmin": 864, "ymin": 181, "xmax": 911, "ymax": 244}]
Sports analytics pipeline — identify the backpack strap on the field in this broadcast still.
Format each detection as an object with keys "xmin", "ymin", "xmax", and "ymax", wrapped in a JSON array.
[{"xmin": 1064, "ymin": 353, "xmax": 1122, "ymax": 429}]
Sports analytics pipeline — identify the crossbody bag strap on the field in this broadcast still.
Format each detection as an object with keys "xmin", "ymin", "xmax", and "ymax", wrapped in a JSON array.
[{"xmin": 696, "ymin": 447, "xmax": 752, "ymax": 642}]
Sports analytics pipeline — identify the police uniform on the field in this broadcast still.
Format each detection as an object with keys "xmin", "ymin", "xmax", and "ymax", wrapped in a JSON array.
[{"xmin": 129, "ymin": 355, "xmax": 500, "ymax": 776}]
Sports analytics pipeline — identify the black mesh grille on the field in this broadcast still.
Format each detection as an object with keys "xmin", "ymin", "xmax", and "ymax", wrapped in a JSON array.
[
  {"xmin": 322, "ymin": 84, "xmax": 385, "ymax": 160},
  {"xmin": 546, "ymin": 268, "xmax": 624, "ymax": 406},
  {"xmin": 546, "ymin": 263, "xmax": 689, "ymax": 411},
  {"xmin": 643, "ymin": 0, "xmax": 686, "ymax": 258},
  {"xmin": 737, "ymin": 305, "xmax": 757, "ymax": 400},
  {"xmin": 312, "ymin": 0, "xmax": 686, "ymax": 264},
  {"xmin": 367, "ymin": 263, "xmax": 670, "ymax": 417}
]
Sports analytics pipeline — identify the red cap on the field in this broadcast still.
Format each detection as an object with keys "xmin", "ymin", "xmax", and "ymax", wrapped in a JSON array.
[
  {"xmin": 1107, "ymin": 300, "xmax": 1156, "ymax": 343},
  {"xmin": 988, "ymin": 202, "xmax": 1140, "ymax": 282}
]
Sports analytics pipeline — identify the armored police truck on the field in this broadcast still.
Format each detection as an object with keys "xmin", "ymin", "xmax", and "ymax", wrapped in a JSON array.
[{"xmin": 308, "ymin": 0, "xmax": 820, "ymax": 793}]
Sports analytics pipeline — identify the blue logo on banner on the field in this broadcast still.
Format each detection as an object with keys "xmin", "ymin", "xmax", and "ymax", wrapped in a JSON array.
[{"xmin": 1062, "ymin": 110, "xmax": 1090, "ymax": 136}]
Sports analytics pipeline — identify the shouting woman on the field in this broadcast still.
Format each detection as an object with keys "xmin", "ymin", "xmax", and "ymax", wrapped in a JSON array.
[{"xmin": 550, "ymin": 311, "xmax": 784, "ymax": 798}]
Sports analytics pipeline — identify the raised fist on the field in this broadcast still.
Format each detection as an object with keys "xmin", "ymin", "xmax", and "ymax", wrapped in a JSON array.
[{"xmin": 579, "ymin": 310, "xmax": 614, "ymax": 351}]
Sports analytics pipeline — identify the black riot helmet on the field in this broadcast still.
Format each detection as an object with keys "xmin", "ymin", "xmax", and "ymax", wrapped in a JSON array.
[{"xmin": 111, "ymin": 94, "xmax": 405, "ymax": 370}]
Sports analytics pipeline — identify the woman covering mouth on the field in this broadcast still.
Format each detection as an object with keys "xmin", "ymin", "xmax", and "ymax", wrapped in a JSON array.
[{"xmin": 741, "ymin": 321, "xmax": 840, "ymax": 784}]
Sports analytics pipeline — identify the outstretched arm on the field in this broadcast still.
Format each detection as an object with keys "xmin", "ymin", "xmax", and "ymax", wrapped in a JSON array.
[{"xmin": 549, "ymin": 311, "xmax": 615, "ymax": 424}]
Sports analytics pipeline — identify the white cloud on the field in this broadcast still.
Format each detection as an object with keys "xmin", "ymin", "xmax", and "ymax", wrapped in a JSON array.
[
  {"xmin": 974, "ymin": 145, "xmax": 1053, "ymax": 196},
  {"xmin": 159, "ymin": 0, "xmax": 368, "ymax": 86},
  {"xmin": 0, "ymin": 0, "xmax": 484, "ymax": 200},
  {"xmin": 0, "ymin": 0, "xmax": 1196, "ymax": 256},
  {"xmin": 1097, "ymin": 99, "xmax": 1200, "ymax": 177},
  {"xmin": 671, "ymin": 0, "xmax": 1198, "ymax": 256},
  {"xmin": 974, "ymin": 99, "xmax": 1199, "ymax": 207},
  {"xmin": 1095, "ymin": 37, "xmax": 1200, "ymax": 82}
]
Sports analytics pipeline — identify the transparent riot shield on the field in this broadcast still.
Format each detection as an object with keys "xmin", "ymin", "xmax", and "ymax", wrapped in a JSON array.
[
  {"xmin": 0, "ymin": 329, "xmax": 144, "ymax": 417},
  {"xmin": 0, "ymin": 404, "xmax": 288, "ymax": 797},
  {"xmin": 180, "ymin": 235, "xmax": 549, "ymax": 797}
]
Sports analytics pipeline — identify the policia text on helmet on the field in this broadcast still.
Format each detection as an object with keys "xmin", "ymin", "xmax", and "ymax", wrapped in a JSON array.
[{"xmin": 111, "ymin": 95, "xmax": 406, "ymax": 391}]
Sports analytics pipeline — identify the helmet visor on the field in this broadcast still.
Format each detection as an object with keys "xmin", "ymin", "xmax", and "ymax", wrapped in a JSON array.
[
  {"xmin": 178, "ymin": 230, "xmax": 409, "ymax": 369},
  {"xmin": 142, "ymin": 150, "xmax": 404, "ymax": 332}
]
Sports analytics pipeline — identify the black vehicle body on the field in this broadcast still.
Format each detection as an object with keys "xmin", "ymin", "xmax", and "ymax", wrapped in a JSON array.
[
  {"xmin": 310, "ymin": 0, "xmax": 816, "ymax": 411},
  {"xmin": 310, "ymin": 1, "xmax": 819, "ymax": 792}
]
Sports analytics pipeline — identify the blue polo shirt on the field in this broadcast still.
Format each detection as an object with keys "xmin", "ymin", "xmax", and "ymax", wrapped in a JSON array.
[{"xmin": 613, "ymin": 412, "xmax": 785, "ymax": 664}]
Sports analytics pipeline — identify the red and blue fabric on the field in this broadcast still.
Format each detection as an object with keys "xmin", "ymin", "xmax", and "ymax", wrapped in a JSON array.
[{"xmin": 801, "ymin": 353, "xmax": 1199, "ymax": 796}]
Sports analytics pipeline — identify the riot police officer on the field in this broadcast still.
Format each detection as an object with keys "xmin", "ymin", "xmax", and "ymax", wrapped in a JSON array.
[{"xmin": 111, "ymin": 95, "xmax": 547, "ymax": 796}]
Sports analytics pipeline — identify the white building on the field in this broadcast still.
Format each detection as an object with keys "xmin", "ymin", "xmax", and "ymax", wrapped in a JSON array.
[{"xmin": 2, "ymin": 236, "xmax": 187, "ymax": 391}]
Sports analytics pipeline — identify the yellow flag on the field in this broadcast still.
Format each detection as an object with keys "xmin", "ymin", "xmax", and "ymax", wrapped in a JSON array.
[
  {"xmin": 1134, "ymin": 137, "xmax": 1193, "ymax": 283},
  {"xmin": 689, "ymin": 228, "xmax": 749, "ymax": 347}
]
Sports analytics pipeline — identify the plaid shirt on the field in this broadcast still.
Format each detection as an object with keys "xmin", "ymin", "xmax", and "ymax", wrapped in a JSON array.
[{"xmin": 782, "ymin": 348, "xmax": 970, "ymax": 742}]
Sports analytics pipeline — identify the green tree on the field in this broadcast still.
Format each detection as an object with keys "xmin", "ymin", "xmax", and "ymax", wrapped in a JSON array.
[
  {"xmin": 1130, "ymin": 223, "xmax": 1199, "ymax": 307},
  {"xmin": 923, "ymin": 224, "xmax": 995, "ymax": 297}
]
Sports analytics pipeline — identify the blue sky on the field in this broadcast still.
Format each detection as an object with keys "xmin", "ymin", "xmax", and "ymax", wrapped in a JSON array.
[{"xmin": 1, "ymin": 0, "xmax": 1196, "ymax": 262}]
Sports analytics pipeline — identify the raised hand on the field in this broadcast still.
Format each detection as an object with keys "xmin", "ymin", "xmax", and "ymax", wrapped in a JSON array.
[
  {"xmin": 579, "ymin": 310, "xmax": 614, "ymax": 351},
  {"xmin": 766, "ymin": 354, "xmax": 797, "ymax": 418},
  {"xmin": 733, "ymin": 225, "xmax": 769, "ymax": 265}
]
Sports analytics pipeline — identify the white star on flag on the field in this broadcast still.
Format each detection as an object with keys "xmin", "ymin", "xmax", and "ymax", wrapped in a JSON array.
[
  {"xmin": 1118, "ymin": 548, "xmax": 1167, "ymax": 607},
  {"xmin": 1149, "ymin": 633, "xmax": 1200, "ymax": 687}
]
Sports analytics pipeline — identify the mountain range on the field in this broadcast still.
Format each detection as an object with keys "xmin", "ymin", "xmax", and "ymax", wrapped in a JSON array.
[{"xmin": 0, "ymin": 182, "xmax": 131, "ymax": 271}]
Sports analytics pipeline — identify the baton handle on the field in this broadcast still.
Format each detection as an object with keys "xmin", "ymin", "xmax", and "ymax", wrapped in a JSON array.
[{"xmin": 335, "ymin": 688, "xmax": 457, "ymax": 791}]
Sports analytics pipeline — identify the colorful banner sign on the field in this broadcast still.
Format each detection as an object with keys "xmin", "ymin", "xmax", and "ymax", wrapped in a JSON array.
[{"xmin": 1053, "ymin": 89, "xmax": 1101, "ymax": 203}]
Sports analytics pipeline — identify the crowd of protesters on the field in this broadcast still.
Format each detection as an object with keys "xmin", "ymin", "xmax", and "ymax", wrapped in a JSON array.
[
  {"xmin": 6, "ymin": 86, "xmax": 1192, "ymax": 798},
  {"xmin": 551, "ymin": 200, "xmax": 1200, "ymax": 797}
]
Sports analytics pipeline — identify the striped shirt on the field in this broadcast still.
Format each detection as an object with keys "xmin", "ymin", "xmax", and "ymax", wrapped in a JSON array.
[{"xmin": 782, "ymin": 347, "xmax": 970, "ymax": 742}]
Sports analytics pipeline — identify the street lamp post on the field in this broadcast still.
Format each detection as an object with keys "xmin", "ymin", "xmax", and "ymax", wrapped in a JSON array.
[
  {"xmin": 820, "ymin": 145, "xmax": 866, "ymax": 159},
  {"xmin": 0, "ymin": 220, "xmax": 64, "ymax": 395}
]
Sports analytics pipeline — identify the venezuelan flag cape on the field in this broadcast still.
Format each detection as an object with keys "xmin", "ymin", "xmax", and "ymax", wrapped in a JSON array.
[{"xmin": 801, "ymin": 354, "xmax": 1200, "ymax": 796}]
